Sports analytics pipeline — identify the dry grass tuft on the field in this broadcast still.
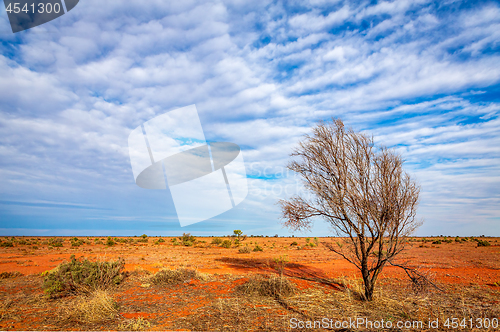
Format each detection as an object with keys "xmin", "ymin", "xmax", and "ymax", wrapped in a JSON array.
[
  {"xmin": 0, "ymin": 271, "xmax": 23, "ymax": 279},
  {"xmin": 119, "ymin": 317, "xmax": 151, "ymax": 331},
  {"xmin": 65, "ymin": 290, "xmax": 118, "ymax": 324},
  {"xmin": 236, "ymin": 274, "xmax": 296, "ymax": 298},
  {"xmin": 149, "ymin": 267, "xmax": 206, "ymax": 285}
]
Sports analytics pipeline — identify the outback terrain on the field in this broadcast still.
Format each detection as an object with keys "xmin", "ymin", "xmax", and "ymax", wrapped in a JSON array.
[{"xmin": 0, "ymin": 235, "xmax": 499, "ymax": 331}]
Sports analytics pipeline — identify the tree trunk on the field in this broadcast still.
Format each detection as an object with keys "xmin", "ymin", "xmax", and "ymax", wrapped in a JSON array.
[
  {"xmin": 363, "ymin": 277, "xmax": 374, "ymax": 301},
  {"xmin": 361, "ymin": 266, "xmax": 375, "ymax": 301}
]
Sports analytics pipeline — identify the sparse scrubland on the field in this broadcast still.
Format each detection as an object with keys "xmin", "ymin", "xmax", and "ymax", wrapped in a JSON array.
[{"xmin": 0, "ymin": 235, "xmax": 498, "ymax": 331}]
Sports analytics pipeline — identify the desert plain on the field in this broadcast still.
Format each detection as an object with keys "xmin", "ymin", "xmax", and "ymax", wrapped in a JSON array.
[{"xmin": 0, "ymin": 235, "xmax": 499, "ymax": 331}]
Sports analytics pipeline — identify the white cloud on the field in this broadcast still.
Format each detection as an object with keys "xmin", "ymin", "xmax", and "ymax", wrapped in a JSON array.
[{"xmin": 0, "ymin": 0, "xmax": 499, "ymax": 235}]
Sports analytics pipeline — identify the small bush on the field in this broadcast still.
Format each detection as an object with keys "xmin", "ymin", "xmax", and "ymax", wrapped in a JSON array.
[
  {"xmin": 150, "ymin": 268, "xmax": 203, "ymax": 285},
  {"xmin": 432, "ymin": 240, "xmax": 441, "ymax": 245},
  {"xmin": 66, "ymin": 290, "xmax": 118, "ymax": 323},
  {"xmin": 253, "ymin": 245, "xmax": 263, "ymax": 252},
  {"xmin": 106, "ymin": 237, "xmax": 115, "ymax": 246},
  {"xmin": 238, "ymin": 246, "xmax": 252, "ymax": 254},
  {"xmin": 48, "ymin": 238, "xmax": 64, "ymax": 247},
  {"xmin": 290, "ymin": 241, "xmax": 298, "ymax": 246},
  {"xmin": 0, "ymin": 241, "xmax": 13, "ymax": 247},
  {"xmin": 71, "ymin": 237, "xmax": 84, "ymax": 247},
  {"xmin": 157, "ymin": 238, "xmax": 165, "ymax": 243},
  {"xmin": 273, "ymin": 255, "xmax": 289, "ymax": 276},
  {"xmin": 221, "ymin": 240, "xmax": 232, "ymax": 248},
  {"xmin": 42, "ymin": 256, "xmax": 125, "ymax": 298},
  {"xmin": 211, "ymin": 237, "xmax": 222, "ymax": 245},
  {"xmin": 477, "ymin": 240, "xmax": 491, "ymax": 247},
  {"xmin": 236, "ymin": 274, "xmax": 296, "ymax": 298},
  {"xmin": 180, "ymin": 233, "xmax": 196, "ymax": 246}
]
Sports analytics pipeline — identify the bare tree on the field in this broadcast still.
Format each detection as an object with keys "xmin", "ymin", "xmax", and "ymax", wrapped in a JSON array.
[{"xmin": 279, "ymin": 119, "xmax": 421, "ymax": 301}]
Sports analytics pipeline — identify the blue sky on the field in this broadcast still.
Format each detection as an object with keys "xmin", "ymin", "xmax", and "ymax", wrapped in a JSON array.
[{"xmin": 0, "ymin": 0, "xmax": 499, "ymax": 237}]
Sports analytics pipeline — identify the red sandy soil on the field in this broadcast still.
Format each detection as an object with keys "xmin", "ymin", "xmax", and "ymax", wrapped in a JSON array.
[
  {"xmin": 1, "ymin": 236, "xmax": 499, "ymax": 285},
  {"xmin": 0, "ymin": 236, "xmax": 499, "ymax": 331}
]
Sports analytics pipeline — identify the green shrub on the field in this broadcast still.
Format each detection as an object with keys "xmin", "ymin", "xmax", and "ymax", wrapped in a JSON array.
[
  {"xmin": 106, "ymin": 237, "xmax": 115, "ymax": 246},
  {"xmin": 171, "ymin": 238, "xmax": 180, "ymax": 246},
  {"xmin": 432, "ymin": 240, "xmax": 441, "ymax": 245},
  {"xmin": 290, "ymin": 241, "xmax": 298, "ymax": 246},
  {"xmin": 71, "ymin": 237, "xmax": 84, "ymax": 247},
  {"xmin": 253, "ymin": 245, "xmax": 263, "ymax": 252},
  {"xmin": 477, "ymin": 240, "xmax": 491, "ymax": 247},
  {"xmin": 42, "ymin": 256, "xmax": 125, "ymax": 298},
  {"xmin": 211, "ymin": 237, "xmax": 222, "ymax": 245},
  {"xmin": 273, "ymin": 255, "xmax": 289, "ymax": 276},
  {"xmin": 221, "ymin": 240, "xmax": 232, "ymax": 248},
  {"xmin": 48, "ymin": 238, "xmax": 64, "ymax": 247},
  {"xmin": 154, "ymin": 237, "xmax": 165, "ymax": 245},
  {"xmin": 0, "ymin": 241, "xmax": 13, "ymax": 247},
  {"xmin": 180, "ymin": 233, "xmax": 196, "ymax": 246}
]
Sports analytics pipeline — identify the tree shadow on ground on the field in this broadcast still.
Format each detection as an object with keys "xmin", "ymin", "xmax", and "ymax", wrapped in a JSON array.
[{"xmin": 216, "ymin": 256, "xmax": 345, "ymax": 291}]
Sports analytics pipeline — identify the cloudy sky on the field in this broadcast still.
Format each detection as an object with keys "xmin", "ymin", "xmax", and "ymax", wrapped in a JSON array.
[{"xmin": 0, "ymin": 0, "xmax": 499, "ymax": 237}]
